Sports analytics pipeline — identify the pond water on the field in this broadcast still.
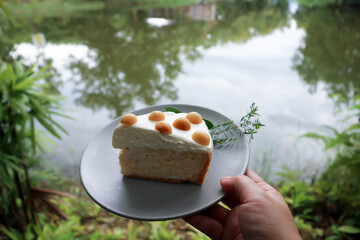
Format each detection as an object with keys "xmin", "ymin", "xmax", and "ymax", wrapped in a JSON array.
[{"xmin": 2, "ymin": 0, "xmax": 360, "ymax": 180}]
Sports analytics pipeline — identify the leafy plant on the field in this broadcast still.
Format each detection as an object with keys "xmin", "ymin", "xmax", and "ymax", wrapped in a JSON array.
[
  {"xmin": 287, "ymin": 94, "xmax": 360, "ymax": 239},
  {"xmin": 127, "ymin": 220, "xmax": 143, "ymax": 240},
  {"xmin": 0, "ymin": 0, "xmax": 14, "ymax": 24},
  {"xmin": 303, "ymin": 95, "xmax": 360, "ymax": 208},
  {"xmin": 187, "ymin": 227, "xmax": 211, "ymax": 240},
  {"xmin": 150, "ymin": 221, "xmax": 180, "ymax": 240},
  {"xmin": 0, "ymin": 61, "xmax": 68, "ymax": 233},
  {"xmin": 277, "ymin": 167, "xmax": 318, "ymax": 221},
  {"xmin": 295, "ymin": 216, "xmax": 323, "ymax": 239}
]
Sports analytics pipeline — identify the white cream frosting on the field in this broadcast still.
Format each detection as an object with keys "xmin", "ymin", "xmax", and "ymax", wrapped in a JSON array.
[{"xmin": 112, "ymin": 112, "xmax": 213, "ymax": 152}]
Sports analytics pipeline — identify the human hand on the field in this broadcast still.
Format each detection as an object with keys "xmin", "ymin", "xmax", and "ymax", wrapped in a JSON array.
[{"xmin": 183, "ymin": 169, "xmax": 302, "ymax": 240}]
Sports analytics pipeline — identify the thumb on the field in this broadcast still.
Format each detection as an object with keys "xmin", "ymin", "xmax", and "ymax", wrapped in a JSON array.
[{"xmin": 221, "ymin": 175, "xmax": 265, "ymax": 204}]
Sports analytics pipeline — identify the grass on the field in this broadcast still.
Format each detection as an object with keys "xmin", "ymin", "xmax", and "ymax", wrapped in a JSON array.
[
  {"xmin": 4, "ymin": 0, "xmax": 200, "ymax": 19},
  {"xmin": 15, "ymin": 177, "xmax": 210, "ymax": 240},
  {"xmin": 6, "ymin": 0, "xmax": 105, "ymax": 18}
]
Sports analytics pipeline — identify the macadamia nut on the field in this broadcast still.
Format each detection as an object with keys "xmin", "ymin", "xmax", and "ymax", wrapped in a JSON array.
[
  {"xmin": 173, "ymin": 117, "xmax": 191, "ymax": 131},
  {"xmin": 186, "ymin": 112, "xmax": 203, "ymax": 124},
  {"xmin": 149, "ymin": 111, "xmax": 165, "ymax": 121},
  {"xmin": 192, "ymin": 130, "xmax": 210, "ymax": 146},
  {"xmin": 155, "ymin": 122, "xmax": 172, "ymax": 134},
  {"xmin": 120, "ymin": 114, "xmax": 137, "ymax": 126}
]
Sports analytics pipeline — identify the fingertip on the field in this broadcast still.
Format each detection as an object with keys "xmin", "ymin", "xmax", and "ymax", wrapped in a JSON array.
[
  {"xmin": 220, "ymin": 176, "xmax": 237, "ymax": 196},
  {"xmin": 220, "ymin": 176, "xmax": 231, "ymax": 182},
  {"xmin": 246, "ymin": 168, "xmax": 265, "ymax": 183},
  {"xmin": 231, "ymin": 174, "xmax": 255, "ymax": 190},
  {"xmin": 220, "ymin": 176, "xmax": 233, "ymax": 187}
]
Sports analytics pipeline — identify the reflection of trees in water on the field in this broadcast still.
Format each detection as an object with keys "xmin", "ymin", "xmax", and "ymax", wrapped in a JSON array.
[
  {"xmin": 214, "ymin": 0, "xmax": 289, "ymax": 42},
  {"xmin": 292, "ymin": 7, "xmax": 360, "ymax": 103},
  {"xmin": 69, "ymin": 13, "xmax": 181, "ymax": 118},
  {"xmin": 297, "ymin": 0, "xmax": 360, "ymax": 7},
  {"xmin": 1, "ymin": 0, "xmax": 290, "ymax": 117},
  {"xmin": 68, "ymin": 1, "xmax": 289, "ymax": 117}
]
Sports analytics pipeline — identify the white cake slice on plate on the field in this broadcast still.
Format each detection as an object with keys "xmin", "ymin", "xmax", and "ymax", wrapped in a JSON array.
[{"xmin": 112, "ymin": 111, "xmax": 213, "ymax": 184}]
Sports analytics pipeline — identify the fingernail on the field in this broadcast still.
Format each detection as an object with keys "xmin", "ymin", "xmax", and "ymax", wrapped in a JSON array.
[{"xmin": 220, "ymin": 176, "xmax": 231, "ymax": 181}]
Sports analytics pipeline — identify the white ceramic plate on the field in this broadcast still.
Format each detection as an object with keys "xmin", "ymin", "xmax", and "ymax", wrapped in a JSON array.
[{"xmin": 80, "ymin": 104, "xmax": 249, "ymax": 221}]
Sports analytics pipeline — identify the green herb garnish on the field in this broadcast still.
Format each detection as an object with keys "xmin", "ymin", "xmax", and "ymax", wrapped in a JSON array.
[
  {"xmin": 165, "ymin": 106, "xmax": 182, "ymax": 113},
  {"xmin": 164, "ymin": 103, "xmax": 264, "ymax": 145},
  {"xmin": 210, "ymin": 103, "xmax": 264, "ymax": 145},
  {"xmin": 203, "ymin": 119, "xmax": 214, "ymax": 129},
  {"xmin": 238, "ymin": 103, "xmax": 265, "ymax": 139}
]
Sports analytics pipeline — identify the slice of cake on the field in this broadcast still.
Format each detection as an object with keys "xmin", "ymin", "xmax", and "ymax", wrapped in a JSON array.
[{"xmin": 112, "ymin": 111, "xmax": 213, "ymax": 184}]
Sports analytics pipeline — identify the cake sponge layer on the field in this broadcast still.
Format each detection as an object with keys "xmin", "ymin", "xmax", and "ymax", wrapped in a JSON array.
[{"xmin": 119, "ymin": 147, "xmax": 212, "ymax": 184}]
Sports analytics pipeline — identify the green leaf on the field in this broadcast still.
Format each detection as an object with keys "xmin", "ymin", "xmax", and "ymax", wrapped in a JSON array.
[
  {"xmin": 324, "ymin": 125, "xmax": 339, "ymax": 135},
  {"xmin": 47, "ymin": 117, "xmax": 69, "ymax": 135},
  {"xmin": 338, "ymin": 225, "xmax": 360, "ymax": 234},
  {"xmin": 6, "ymin": 63, "xmax": 16, "ymax": 88},
  {"xmin": 30, "ymin": 117, "xmax": 36, "ymax": 153},
  {"xmin": 0, "ymin": 226, "xmax": 22, "ymax": 240},
  {"xmin": 36, "ymin": 116, "xmax": 61, "ymax": 139},
  {"xmin": 13, "ymin": 76, "xmax": 38, "ymax": 90},
  {"xmin": 300, "ymin": 133, "xmax": 327, "ymax": 142},
  {"xmin": 48, "ymin": 111, "xmax": 75, "ymax": 120},
  {"xmin": 28, "ymin": 97, "xmax": 47, "ymax": 116},
  {"xmin": 13, "ymin": 65, "xmax": 50, "ymax": 90},
  {"xmin": 345, "ymin": 123, "xmax": 360, "ymax": 132},
  {"xmin": 204, "ymin": 119, "xmax": 214, "ymax": 129},
  {"xmin": 165, "ymin": 106, "xmax": 182, "ymax": 113},
  {"xmin": 325, "ymin": 236, "xmax": 341, "ymax": 240}
]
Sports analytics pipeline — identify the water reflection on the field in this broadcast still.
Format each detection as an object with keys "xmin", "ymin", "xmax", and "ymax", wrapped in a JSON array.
[
  {"xmin": 292, "ymin": 7, "xmax": 360, "ymax": 102},
  {"xmin": 68, "ymin": 11, "xmax": 182, "ymax": 117},
  {"xmin": 3, "ymin": 0, "xmax": 360, "ymax": 174},
  {"xmin": 1, "ymin": 1, "xmax": 290, "ymax": 117},
  {"xmin": 67, "ymin": 1, "xmax": 290, "ymax": 117}
]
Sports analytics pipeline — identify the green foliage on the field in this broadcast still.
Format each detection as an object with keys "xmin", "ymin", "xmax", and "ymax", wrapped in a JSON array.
[
  {"xmin": 5, "ymin": 0, "xmax": 104, "ymax": 18},
  {"xmin": 297, "ymin": 0, "xmax": 337, "ymax": 7},
  {"xmin": 297, "ymin": 0, "xmax": 360, "ymax": 7},
  {"xmin": 127, "ymin": 220, "xmax": 143, "ymax": 240},
  {"xmin": 150, "ymin": 221, "xmax": 180, "ymax": 240},
  {"xmin": 211, "ymin": 103, "xmax": 265, "ymax": 144},
  {"xmin": 0, "ymin": 0, "xmax": 10, "ymax": 16},
  {"xmin": 188, "ymin": 227, "xmax": 210, "ymax": 240},
  {"xmin": 277, "ymin": 167, "xmax": 318, "ymax": 222},
  {"xmin": 1, "ymin": 214, "xmax": 126, "ymax": 240},
  {"xmin": 1, "ymin": 177, "xmax": 202, "ymax": 239},
  {"xmin": 295, "ymin": 216, "xmax": 323, "ymax": 238},
  {"xmin": 304, "ymin": 96, "xmax": 360, "ymax": 209},
  {"xmin": 0, "ymin": 0, "xmax": 15, "ymax": 39},
  {"xmin": 0, "ymin": 61, "xmax": 67, "ymax": 231},
  {"xmin": 281, "ymin": 95, "xmax": 360, "ymax": 239},
  {"xmin": 338, "ymin": 225, "xmax": 360, "ymax": 234}
]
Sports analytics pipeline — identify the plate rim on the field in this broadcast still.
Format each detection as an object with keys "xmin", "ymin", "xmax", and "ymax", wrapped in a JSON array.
[{"xmin": 80, "ymin": 103, "xmax": 250, "ymax": 221}]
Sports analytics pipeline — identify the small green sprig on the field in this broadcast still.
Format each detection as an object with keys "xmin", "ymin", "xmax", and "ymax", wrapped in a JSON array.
[
  {"xmin": 238, "ymin": 103, "xmax": 265, "ymax": 139},
  {"xmin": 210, "ymin": 120, "xmax": 237, "ymax": 145},
  {"xmin": 210, "ymin": 103, "xmax": 264, "ymax": 145},
  {"xmin": 165, "ymin": 103, "xmax": 264, "ymax": 145}
]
